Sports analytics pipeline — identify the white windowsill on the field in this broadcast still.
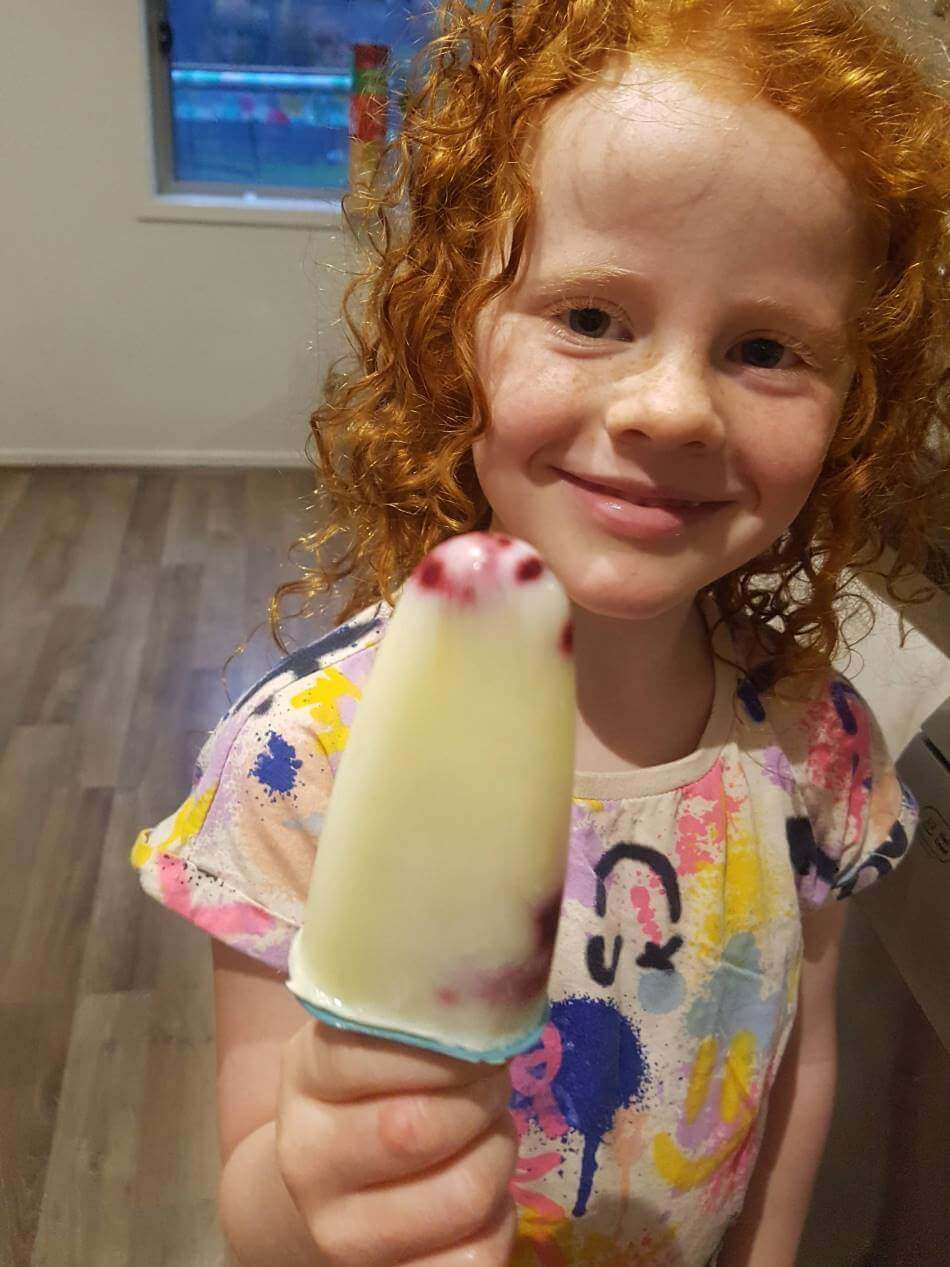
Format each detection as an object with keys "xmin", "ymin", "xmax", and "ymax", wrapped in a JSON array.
[{"xmin": 138, "ymin": 193, "xmax": 345, "ymax": 230}]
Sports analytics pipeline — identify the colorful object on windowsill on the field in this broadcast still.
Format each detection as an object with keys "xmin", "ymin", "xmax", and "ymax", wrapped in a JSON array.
[{"xmin": 349, "ymin": 43, "xmax": 389, "ymax": 209}]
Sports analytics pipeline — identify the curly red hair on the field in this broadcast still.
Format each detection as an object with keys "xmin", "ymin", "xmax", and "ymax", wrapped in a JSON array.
[{"xmin": 270, "ymin": 0, "xmax": 949, "ymax": 694}]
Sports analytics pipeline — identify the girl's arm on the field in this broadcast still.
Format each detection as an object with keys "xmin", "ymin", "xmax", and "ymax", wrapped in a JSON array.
[
  {"xmin": 212, "ymin": 941, "xmax": 325, "ymax": 1265},
  {"xmin": 717, "ymin": 900, "xmax": 848, "ymax": 1267},
  {"xmin": 212, "ymin": 941, "xmax": 519, "ymax": 1267}
]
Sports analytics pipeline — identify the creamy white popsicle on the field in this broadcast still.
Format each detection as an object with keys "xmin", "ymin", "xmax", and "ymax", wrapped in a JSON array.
[{"xmin": 286, "ymin": 532, "xmax": 576, "ymax": 1062}]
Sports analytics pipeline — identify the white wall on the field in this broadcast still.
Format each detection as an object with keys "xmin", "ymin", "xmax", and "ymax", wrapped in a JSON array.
[
  {"xmin": 2, "ymin": 0, "xmax": 351, "ymax": 468},
  {"xmin": 1, "ymin": 1, "xmax": 945, "ymax": 469}
]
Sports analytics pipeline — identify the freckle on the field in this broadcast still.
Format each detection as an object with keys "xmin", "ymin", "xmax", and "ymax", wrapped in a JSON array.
[{"xmin": 516, "ymin": 556, "xmax": 544, "ymax": 583}]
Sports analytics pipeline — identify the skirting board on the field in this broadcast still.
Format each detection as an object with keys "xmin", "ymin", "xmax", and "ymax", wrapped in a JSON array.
[{"xmin": 0, "ymin": 449, "xmax": 312, "ymax": 470}]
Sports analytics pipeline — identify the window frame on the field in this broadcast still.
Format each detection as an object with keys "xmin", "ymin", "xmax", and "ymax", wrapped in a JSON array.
[{"xmin": 139, "ymin": 0, "xmax": 348, "ymax": 230}]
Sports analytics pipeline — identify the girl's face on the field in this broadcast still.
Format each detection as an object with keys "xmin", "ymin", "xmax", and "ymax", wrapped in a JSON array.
[{"xmin": 472, "ymin": 61, "xmax": 870, "ymax": 622}]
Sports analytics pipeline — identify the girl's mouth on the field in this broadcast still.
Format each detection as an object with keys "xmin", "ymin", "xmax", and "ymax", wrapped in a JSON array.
[{"xmin": 557, "ymin": 470, "xmax": 727, "ymax": 540}]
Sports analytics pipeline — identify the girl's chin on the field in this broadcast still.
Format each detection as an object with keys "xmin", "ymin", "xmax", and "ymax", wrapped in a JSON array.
[{"xmin": 565, "ymin": 582, "xmax": 703, "ymax": 624}]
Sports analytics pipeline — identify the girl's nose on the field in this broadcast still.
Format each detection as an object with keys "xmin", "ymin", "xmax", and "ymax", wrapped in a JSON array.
[{"xmin": 602, "ymin": 354, "xmax": 725, "ymax": 450}]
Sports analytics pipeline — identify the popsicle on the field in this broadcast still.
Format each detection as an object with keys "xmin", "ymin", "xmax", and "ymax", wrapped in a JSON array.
[{"xmin": 286, "ymin": 531, "xmax": 576, "ymax": 1062}]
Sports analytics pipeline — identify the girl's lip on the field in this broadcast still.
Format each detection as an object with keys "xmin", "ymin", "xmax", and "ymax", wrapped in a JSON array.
[
  {"xmin": 557, "ymin": 470, "xmax": 727, "ymax": 539},
  {"xmin": 558, "ymin": 469, "xmax": 722, "ymax": 507}
]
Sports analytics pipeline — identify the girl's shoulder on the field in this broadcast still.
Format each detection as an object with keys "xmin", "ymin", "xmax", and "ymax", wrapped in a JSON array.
[
  {"xmin": 222, "ymin": 598, "xmax": 393, "ymax": 727},
  {"xmin": 129, "ymin": 600, "xmax": 393, "ymax": 971},
  {"xmin": 725, "ymin": 614, "xmax": 918, "ymax": 910}
]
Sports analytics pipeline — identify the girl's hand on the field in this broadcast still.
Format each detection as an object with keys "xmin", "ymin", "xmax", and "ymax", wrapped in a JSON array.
[{"xmin": 276, "ymin": 1019, "xmax": 520, "ymax": 1267}]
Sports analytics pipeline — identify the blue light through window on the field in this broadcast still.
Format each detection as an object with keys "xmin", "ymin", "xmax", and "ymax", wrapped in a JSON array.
[{"xmin": 164, "ymin": 0, "xmax": 436, "ymax": 193}]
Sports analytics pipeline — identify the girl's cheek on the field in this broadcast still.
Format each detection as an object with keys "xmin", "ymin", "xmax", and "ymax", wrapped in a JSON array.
[{"xmin": 743, "ymin": 401, "xmax": 838, "ymax": 491}]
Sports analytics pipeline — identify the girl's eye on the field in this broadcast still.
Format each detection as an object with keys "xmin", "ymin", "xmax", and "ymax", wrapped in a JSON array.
[
  {"xmin": 557, "ymin": 306, "xmax": 629, "ymax": 342},
  {"xmin": 733, "ymin": 337, "xmax": 804, "ymax": 370}
]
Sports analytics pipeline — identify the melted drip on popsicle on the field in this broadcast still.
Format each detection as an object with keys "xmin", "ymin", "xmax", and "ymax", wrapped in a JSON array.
[
  {"xmin": 515, "ymin": 556, "xmax": 544, "ymax": 583},
  {"xmin": 410, "ymin": 532, "xmax": 552, "ymax": 605}
]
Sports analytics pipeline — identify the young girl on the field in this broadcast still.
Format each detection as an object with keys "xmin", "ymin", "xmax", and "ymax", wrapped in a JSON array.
[{"xmin": 131, "ymin": 1, "xmax": 949, "ymax": 1264}]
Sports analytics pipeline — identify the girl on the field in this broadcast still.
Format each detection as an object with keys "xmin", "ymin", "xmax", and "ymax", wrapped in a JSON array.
[{"xmin": 131, "ymin": 1, "xmax": 949, "ymax": 1264}]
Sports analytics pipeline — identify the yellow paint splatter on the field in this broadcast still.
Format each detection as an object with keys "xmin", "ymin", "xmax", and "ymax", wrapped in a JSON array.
[
  {"xmin": 701, "ymin": 815, "xmax": 765, "ymax": 947},
  {"xmin": 130, "ymin": 784, "xmax": 217, "ymax": 869},
  {"xmin": 720, "ymin": 1030, "xmax": 756, "ymax": 1124},
  {"xmin": 653, "ymin": 1106, "xmax": 754, "ymax": 1191},
  {"xmin": 511, "ymin": 1209, "xmax": 569, "ymax": 1266},
  {"xmin": 573, "ymin": 796, "xmax": 604, "ymax": 813},
  {"xmin": 290, "ymin": 666, "xmax": 362, "ymax": 755},
  {"xmin": 516, "ymin": 1213, "xmax": 678, "ymax": 1267}
]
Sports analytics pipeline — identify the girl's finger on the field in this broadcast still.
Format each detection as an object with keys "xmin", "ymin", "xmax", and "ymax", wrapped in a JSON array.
[
  {"xmin": 293, "ymin": 1019, "xmax": 500, "ymax": 1103},
  {"xmin": 312, "ymin": 1116, "xmax": 518, "ymax": 1267},
  {"xmin": 289, "ymin": 1072, "xmax": 514, "ymax": 1193}
]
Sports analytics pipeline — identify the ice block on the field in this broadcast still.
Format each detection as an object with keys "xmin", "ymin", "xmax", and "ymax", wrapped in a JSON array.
[{"xmin": 286, "ymin": 531, "xmax": 576, "ymax": 1062}]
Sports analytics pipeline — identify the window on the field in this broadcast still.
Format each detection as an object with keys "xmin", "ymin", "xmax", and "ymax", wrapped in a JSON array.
[{"xmin": 146, "ymin": 0, "xmax": 436, "ymax": 202}]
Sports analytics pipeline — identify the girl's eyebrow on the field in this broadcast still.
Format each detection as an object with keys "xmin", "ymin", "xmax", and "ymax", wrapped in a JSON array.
[{"xmin": 532, "ymin": 264, "xmax": 644, "ymax": 295}]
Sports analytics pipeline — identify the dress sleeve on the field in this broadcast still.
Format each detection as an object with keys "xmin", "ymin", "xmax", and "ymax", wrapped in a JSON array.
[
  {"xmin": 790, "ymin": 676, "xmax": 919, "ymax": 911},
  {"xmin": 130, "ymin": 687, "xmax": 335, "ymax": 973}
]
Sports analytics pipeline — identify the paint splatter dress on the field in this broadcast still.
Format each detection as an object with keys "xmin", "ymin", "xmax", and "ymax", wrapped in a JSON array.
[{"xmin": 130, "ymin": 593, "xmax": 917, "ymax": 1267}]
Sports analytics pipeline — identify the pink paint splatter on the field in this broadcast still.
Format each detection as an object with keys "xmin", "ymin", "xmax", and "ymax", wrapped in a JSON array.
[
  {"xmin": 510, "ymin": 1151, "xmax": 567, "ymax": 1220},
  {"xmin": 510, "ymin": 1024, "xmax": 569, "ymax": 1140},
  {"xmin": 630, "ymin": 885, "xmax": 662, "ymax": 943},
  {"xmin": 157, "ymin": 854, "xmax": 278, "ymax": 939},
  {"xmin": 674, "ymin": 758, "xmax": 744, "ymax": 876}
]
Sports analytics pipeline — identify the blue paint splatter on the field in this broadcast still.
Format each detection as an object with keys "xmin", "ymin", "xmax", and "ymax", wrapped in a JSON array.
[
  {"xmin": 639, "ymin": 968, "xmax": 686, "ymax": 1014},
  {"xmin": 686, "ymin": 933, "xmax": 784, "ymax": 1052},
  {"xmin": 549, "ymin": 996, "xmax": 648, "ymax": 1218},
  {"xmin": 737, "ymin": 675, "xmax": 765, "ymax": 723},
  {"xmin": 250, "ymin": 731, "xmax": 303, "ymax": 798},
  {"xmin": 831, "ymin": 678, "xmax": 858, "ymax": 735},
  {"xmin": 737, "ymin": 662, "xmax": 774, "ymax": 723}
]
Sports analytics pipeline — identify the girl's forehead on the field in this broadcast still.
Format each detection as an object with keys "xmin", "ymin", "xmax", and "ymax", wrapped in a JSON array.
[{"xmin": 525, "ymin": 60, "xmax": 868, "ymax": 272}]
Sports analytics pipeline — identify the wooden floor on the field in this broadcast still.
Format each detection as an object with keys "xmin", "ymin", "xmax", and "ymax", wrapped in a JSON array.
[
  {"xmin": 0, "ymin": 467, "xmax": 329, "ymax": 1267},
  {"xmin": 1, "ymin": 467, "xmax": 947, "ymax": 1267}
]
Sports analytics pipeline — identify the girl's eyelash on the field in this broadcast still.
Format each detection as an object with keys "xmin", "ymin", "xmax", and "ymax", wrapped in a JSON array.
[
  {"xmin": 745, "ymin": 334, "xmax": 816, "ymax": 369},
  {"xmin": 542, "ymin": 299, "xmax": 819, "ymax": 366},
  {"xmin": 544, "ymin": 297, "xmax": 630, "ymax": 335}
]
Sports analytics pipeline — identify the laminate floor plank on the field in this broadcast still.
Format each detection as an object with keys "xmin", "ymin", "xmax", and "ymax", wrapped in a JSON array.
[
  {"xmin": 59, "ymin": 470, "xmax": 140, "ymax": 607},
  {"xmin": 2, "ymin": 784, "xmax": 112, "ymax": 1006},
  {"xmin": 0, "ymin": 725, "xmax": 75, "ymax": 976},
  {"xmin": 30, "ymin": 991, "xmax": 152, "ymax": 1267},
  {"xmin": 117, "ymin": 561, "xmax": 203, "ymax": 790},
  {"xmin": 0, "ymin": 466, "xmax": 305, "ymax": 1267},
  {"xmin": 70, "ymin": 473, "xmax": 175, "ymax": 789},
  {"xmin": 192, "ymin": 526, "xmax": 245, "ymax": 674},
  {"xmin": 0, "ymin": 472, "xmax": 71, "ymax": 613},
  {"xmin": 0, "ymin": 1002, "xmax": 75, "ymax": 1267},
  {"xmin": 78, "ymin": 789, "xmax": 163, "ymax": 997},
  {"xmin": 160, "ymin": 470, "xmax": 211, "ymax": 568},
  {"xmin": 15, "ymin": 470, "xmax": 92, "ymax": 613},
  {"xmin": 0, "ymin": 608, "xmax": 57, "ymax": 754},
  {"xmin": 0, "ymin": 469, "xmax": 30, "ymax": 538},
  {"xmin": 16, "ymin": 604, "xmax": 102, "ymax": 726}
]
